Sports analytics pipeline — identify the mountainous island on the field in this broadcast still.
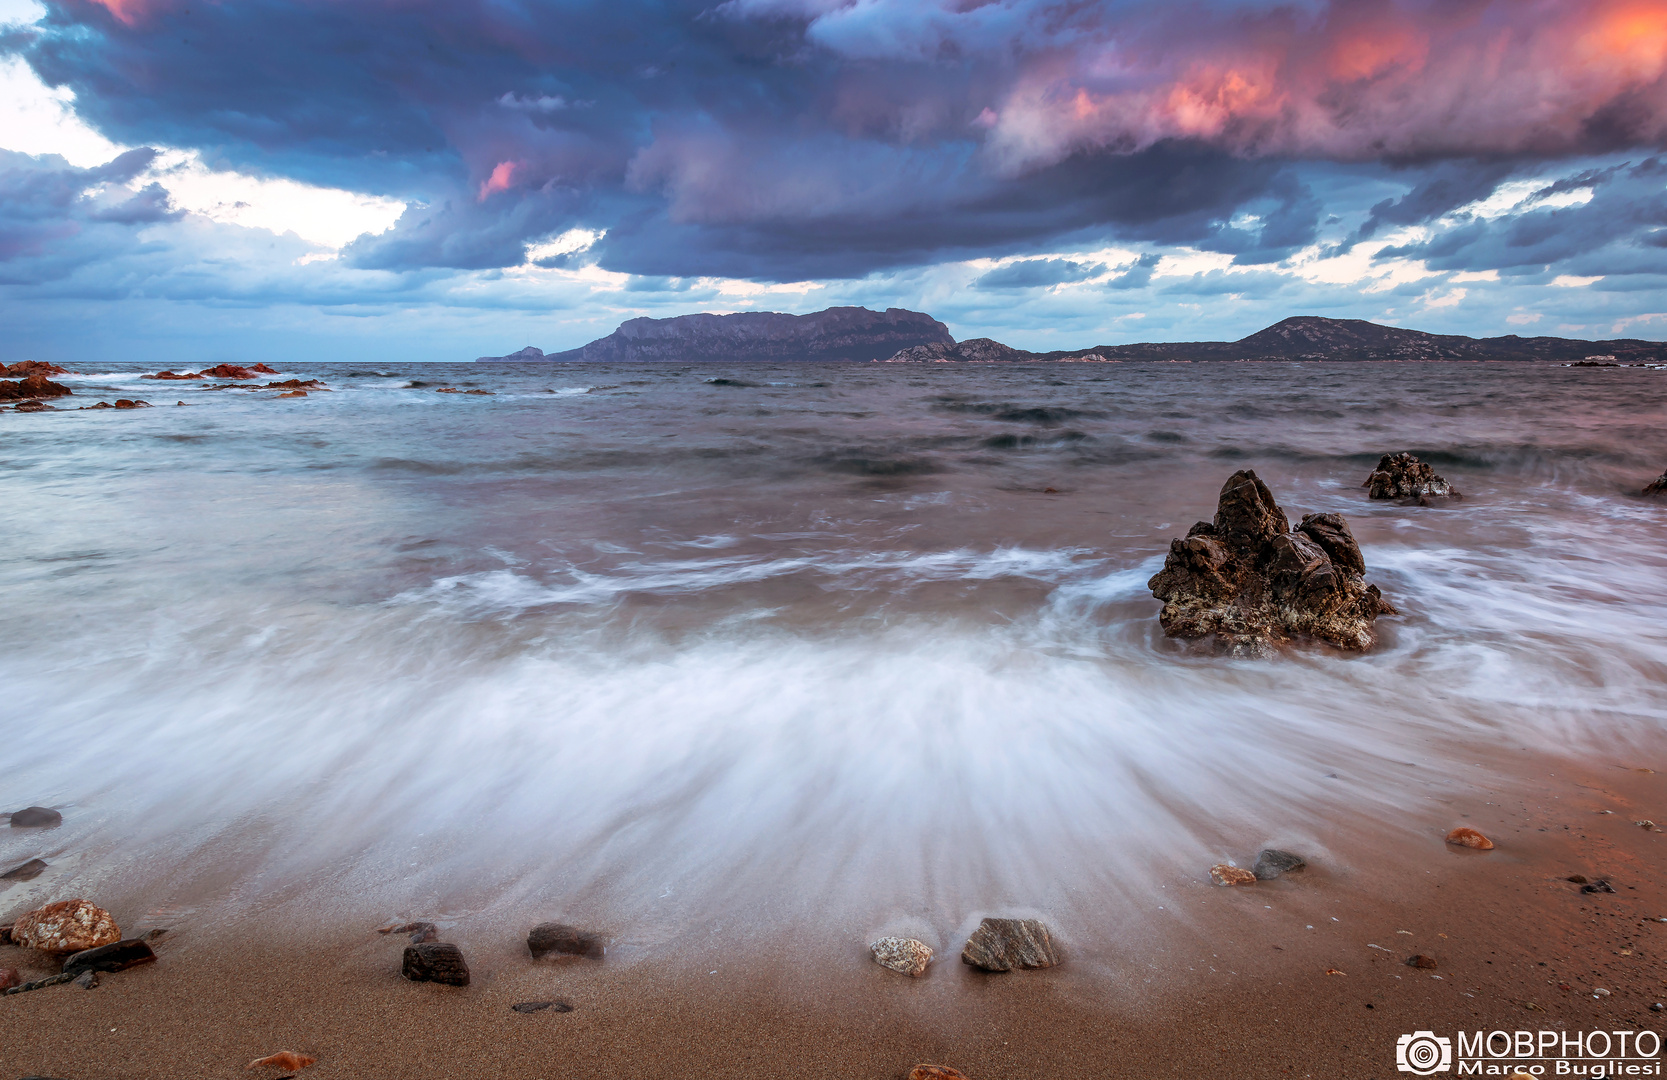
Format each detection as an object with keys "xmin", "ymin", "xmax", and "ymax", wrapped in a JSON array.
[{"xmin": 477, "ymin": 307, "xmax": 1667, "ymax": 364}]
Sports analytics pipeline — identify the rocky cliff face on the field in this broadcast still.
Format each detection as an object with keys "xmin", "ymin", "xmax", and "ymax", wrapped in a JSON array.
[{"xmin": 487, "ymin": 306, "xmax": 953, "ymax": 363}]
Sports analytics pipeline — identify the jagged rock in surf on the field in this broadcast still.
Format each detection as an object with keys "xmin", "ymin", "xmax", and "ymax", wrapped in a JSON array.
[
  {"xmin": 960, "ymin": 918, "xmax": 1059, "ymax": 972},
  {"xmin": 1644, "ymin": 469, "xmax": 1667, "ymax": 496},
  {"xmin": 1147, "ymin": 470, "xmax": 1394, "ymax": 653},
  {"xmin": 1364, "ymin": 452, "xmax": 1460, "ymax": 502}
]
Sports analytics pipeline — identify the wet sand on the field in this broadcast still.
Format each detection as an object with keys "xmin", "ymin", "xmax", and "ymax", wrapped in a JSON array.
[{"xmin": 3, "ymin": 748, "xmax": 1662, "ymax": 1079}]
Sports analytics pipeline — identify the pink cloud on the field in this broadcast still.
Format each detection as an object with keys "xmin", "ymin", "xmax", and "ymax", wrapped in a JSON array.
[{"xmin": 478, "ymin": 160, "xmax": 518, "ymax": 201}]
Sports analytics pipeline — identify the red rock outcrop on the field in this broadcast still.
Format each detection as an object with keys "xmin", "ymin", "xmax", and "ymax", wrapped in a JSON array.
[{"xmin": 0, "ymin": 374, "xmax": 72, "ymax": 400}]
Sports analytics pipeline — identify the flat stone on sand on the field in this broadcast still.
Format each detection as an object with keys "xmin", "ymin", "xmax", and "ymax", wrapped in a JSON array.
[
  {"xmin": 247, "ymin": 1050, "xmax": 316, "ymax": 1070},
  {"xmin": 62, "ymin": 938, "xmax": 158, "ymax": 976},
  {"xmin": 1445, "ymin": 827, "xmax": 1494, "ymax": 850},
  {"xmin": 1211, "ymin": 864, "xmax": 1257, "ymax": 886},
  {"xmin": 960, "ymin": 918, "xmax": 1059, "ymax": 972},
  {"xmin": 401, "ymin": 942, "xmax": 470, "ymax": 986},
  {"xmin": 909, "ymin": 1067, "xmax": 970, "ymax": 1080},
  {"xmin": 528, "ymin": 922, "xmax": 605, "ymax": 960},
  {"xmin": 869, "ymin": 936, "xmax": 933, "ymax": 977},
  {"xmin": 1, "ymin": 858, "xmax": 48, "ymax": 880}
]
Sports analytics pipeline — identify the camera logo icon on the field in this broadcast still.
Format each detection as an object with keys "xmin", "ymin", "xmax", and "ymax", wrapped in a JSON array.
[{"xmin": 1397, "ymin": 1031, "xmax": 1453, "ymax": 1074}]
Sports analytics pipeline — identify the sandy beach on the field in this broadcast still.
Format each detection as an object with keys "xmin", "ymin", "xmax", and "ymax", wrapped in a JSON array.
[{"xmin": 5, "ymin": 747, "xmax": 1662, "ymax": 1079}]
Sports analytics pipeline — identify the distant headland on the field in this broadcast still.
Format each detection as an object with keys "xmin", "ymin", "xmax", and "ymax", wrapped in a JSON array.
[{"xmin": 476, "ymin": 307, "xmax": 1667, "ymax": 364}]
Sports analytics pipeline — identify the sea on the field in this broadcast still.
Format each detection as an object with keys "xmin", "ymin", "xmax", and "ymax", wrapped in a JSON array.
[{"xmin": 2, "ymin": 360, "xmax": 1664, "ymax": 953}]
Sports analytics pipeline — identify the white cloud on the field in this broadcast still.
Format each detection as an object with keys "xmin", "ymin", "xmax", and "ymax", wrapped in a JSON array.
[
  {"xmin": 1, "ymin": 53, "xmax": 404, "ymax": 250},
  {"xmin": 524, "ymin": 228, "xmax": 606, "ymax": 263},
  {"xmin": 1551, "ymin": 274, "xmax": 1602, "ymax": 287}
]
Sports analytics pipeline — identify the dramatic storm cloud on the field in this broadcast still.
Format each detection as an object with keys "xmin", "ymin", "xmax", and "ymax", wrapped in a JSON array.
[{"xmin": 5, "ymin": 0, "xmax": 1667, "ymax": 360}]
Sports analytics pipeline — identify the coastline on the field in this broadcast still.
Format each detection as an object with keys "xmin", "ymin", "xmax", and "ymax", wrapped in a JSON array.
[{"xmin": 4, "ymin": 748, "xmax": 1662, "ymax": 1078}]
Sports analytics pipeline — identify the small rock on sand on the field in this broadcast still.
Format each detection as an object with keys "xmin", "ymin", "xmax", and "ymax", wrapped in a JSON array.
[
  {"xmin": 1, "ymin": 858, "xmax": 48, "ymax": 880},
  {"xmin": 10, "ymin": 900, "xmax": 120, "ymax": 954},
  {"xmin": 1581, "ymin": 880, "xmax": 1616, "ymax": 895},
  {"xmin": 870, "ymin": 936, "xmax": 933, "ymax": 977},
  {"xmin": 1567, "ymin": 874, "xmax": 1589, "ymax": 884},
  {"xmin": 511, "ymin": 1000, "xmax": 574, "ymax": 1013},
  {"xmin": 380, "ymin": 921, "xmax": 438, "ymax": 943},
  {"xmin": 247, "ymin": 1051, "xmax": 316, "ymax": 1070},
  {"xmin": 71, "ymin": 970, "xmax": 100, "ymax": 989},
  {"xmin": 1445, "ymin": 827, "xmax": 1494, "ymax": 850},
  {"xmin": 1211, "ymin": 864, "xmax": 1257, "ymax": 886},
  {"xmin": 9, "ymin": 807, "xmax": 62, "ymax": 828},
  {"xmin": 1406, "ymin": 954, "xmax": 1438, "ymax": 969},
  {"xmin": 960, "ymin": 918, "xmax": 1059, "ymax": 972},
  {"xmin": 1252, "ymin": 849, "xmax": 1306, "ymax": 880},
  {"xmin": 527, "ymin": 922, "xmax": 605, "ymax": 960},
  {"xmin": 402, "ymin": 942, "xmax": 470, "ymax": 986},
  {"xmin": 0, "ymin": 968, "xmax": 20, "ymax": 991},
  {"xmin": 909, "ymin": 1067, "xmax": 969, "ymax": 1080}
]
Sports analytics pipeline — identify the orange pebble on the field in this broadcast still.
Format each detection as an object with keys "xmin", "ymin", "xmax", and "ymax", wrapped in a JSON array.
[
  {"xmin": 1445, "ymin": 827, "xmax": 1494, "ymax": 850},
  {"xmin": 247, "ymin": 1051, "xmax": 316, "ymax": 1070}
]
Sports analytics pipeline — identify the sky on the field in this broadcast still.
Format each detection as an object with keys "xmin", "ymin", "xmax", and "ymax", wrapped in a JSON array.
[{"xmin": 6, "ymin": 0, "xmax": 1667, "ymax": 363}]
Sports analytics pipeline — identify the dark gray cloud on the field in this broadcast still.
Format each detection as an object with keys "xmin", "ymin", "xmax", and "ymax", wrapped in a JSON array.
[{"xmin": 974, "ymin": 257, "xmax": 1103, "ymax": 289}]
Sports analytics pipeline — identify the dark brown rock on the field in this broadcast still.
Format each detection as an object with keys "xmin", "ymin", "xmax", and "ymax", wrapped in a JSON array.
[
  {"xmin": 527, "ymin": 922, "xmax": 605, "ymax": 960},
  {"xmin": 2, "ymin": 858, "xmax": 48, "ymax": 880},
  {"xmin": 960, "ymin": 918, "xmax": 1059, "ymax": 972},
  {"xmin": 201, "ymin": 364, "xmax": 256, "ymax": 379},
  {"xmin": 401, "ymin": 942, "xmax": 469, "ymax": 986},
  {"xmin": 908, "ymin": 1068, "xmax": 970, "ymax": 1080},
  {"xmin": 1407, "ymin": 954, "xmax": 1438, "ymax": 969},
  {"xmin": 1364, "ymin": 452, "xmax": 1460, "ymax": 501},
  {"xmin": 9, "ymin": 806, "xmax": 62, "ymax": 828},
  {"xmin": 140, "ymin": 370, "xmax": 204, "ymax": 380},
  {"xmin": 1644, "ymin": 470, "xmax": 1667, "ymax": 496},
  {"xmin": 62, "ymin": 938, "xmax": 157, "ymax": 976},
  {"xmin": 1147, "ymin": 470, "xmax": 1393, "ymax": 652},
  {"xmin": 112, "ymin": 399, "xmax": 149, "ymax": 409},
  {"xmin": 0, "ymin": 374, "xmax": 72, "ymax": 400},
  {"xmin": 71, "ymin": 969, "xmax": 99, "ymax": 989},
  {"xmin": 265, "ymin": 379, "xmax": 321, "ymax": 389},
  {"xmin": 14, "ymin": 400, "xmax": 53, "ymax": 411},
  {"xmin": 250, "ymin": 363, "xmax": 279, "ymax": 374},
  {"xmin": 0, "ymin": 967, "xmax": 19, "ymax": 990},
  {"xmin": 1252, "ymin": 849, "xmax": 1307, "ymax": 880}
]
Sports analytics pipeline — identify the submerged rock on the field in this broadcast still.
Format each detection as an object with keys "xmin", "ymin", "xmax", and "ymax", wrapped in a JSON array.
[
  {"xmin": 869, "ymin": 936, "xmax": 933, "ymax": 977},
  {"xmin": 1445, "ymin": 827, "xmax": 1494, "ymax": 850},
  {"xmin": 11, "ymin": 900, "xmax": 120, "ymax": 954},
  {"xmin": 1210, "ymin": 864, "xmax": 1257, "ymax": 886},
  {"xmin": 960, "ymin": 918, "xmax": 1059, "ymax": 972},
  {"xmin": 1147, "ymin": 470, "xmax": 1394, "ymax": 652},
  {"xmin": 10, "ymin": 806, "xmax": 62, "ymax": 828},
  {"xmin": 1644, "ymin": 470, "xmax": 1667, "ymax": 496},
  {"xmin": 527, "ymin": 922, "xmax": 605, "ymax": 960},
  {"xmin": 1252, "ymin": 849, "xmax": 1307, "ymax": 880},
  {"xmin": 201, "ymin": 364, "xmax": 256, "ymax": 379},
  {"xmin": 2, "ymin": 859, "xmax": 48, "ymax": 881},
  {"xmin": 401, "ymin": 942, "xmax": 470, "ymax": 986}
]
